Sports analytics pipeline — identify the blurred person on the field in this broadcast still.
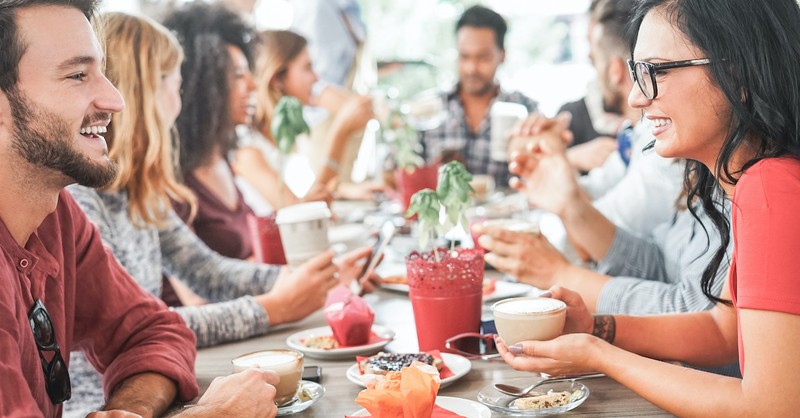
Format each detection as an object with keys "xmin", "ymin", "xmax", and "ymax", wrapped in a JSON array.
[
  {"xmin": 496, "ymin": 0, "xmax": 800, "ymax": 415},
  {"xmin": 233, "ymin": 29, "xmax": 371, "ymax": 214},
  {"xmin": 0, "ymin": 1, "xmax": 278, "ymax": 416},
  {"xmin": 64, "ymin": 13, "xmax": 372, "ymax": 416},
  {"xmin": 418, "ymin": 5, "xmax": 538, "ymax": 188},
  {"xmin": 557, "ymin": 82, "xmax": 621, "ymax": 173},
  {"xmin": 511, "ymin": 0, "xmax": 684, "ymax": 239},
  {"xmin": 162, "ymin": 1, "xmax": 262, "ymax": 260},
  {"xmin": 289, "ymin": 0, "xmax": 374, "ymax": 185},
  {"xmin": 557, "ymin": 0, "xmax": 626, "ymax": 173}
]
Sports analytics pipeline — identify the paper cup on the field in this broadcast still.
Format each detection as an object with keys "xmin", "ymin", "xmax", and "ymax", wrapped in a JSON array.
[{"xmin": 276, "ymin": 202, "xmax": 331, "ymax": 267}]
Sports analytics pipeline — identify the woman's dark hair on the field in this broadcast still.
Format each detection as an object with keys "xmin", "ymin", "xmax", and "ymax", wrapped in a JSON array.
[
  {"xmin": 162, "ymin": 2, "xmax": 254, "ymax": 173},
  {"xmin": 627, "ymin": 0, "xmax": 800, "ymax": 303},
  {"xmin": 456, "ymin": 5, "xmax": 507, "ymax": 50}
]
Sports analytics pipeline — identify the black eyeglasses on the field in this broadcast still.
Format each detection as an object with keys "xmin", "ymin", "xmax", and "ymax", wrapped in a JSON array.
[
  {"xmin": 28, "ymin": 299, "xmax": 71, "ymax": 404},
  {"xmin": 444, "ymin": 332, "xmax": 501, "ymax": 360},
  {"xmin": 626, "ymin": 58, "xmax": 711, "ymax": 100}
]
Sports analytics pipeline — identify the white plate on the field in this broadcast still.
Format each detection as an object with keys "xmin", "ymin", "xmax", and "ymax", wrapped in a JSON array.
[
  {"xmin": 350, "ymin": 396, "xmax": 491, "ymax": 417},
  {"xmin": 346, "ymin": 352, "xmax": 471, "ymax": 389},
  {"xmin": 276, "ymin": 380, "xmax": 325, "ymax": 416},
  {"xmin": 477, "ymin": 380, "xmax": 590, "ymax": 415},
  {"xmin": 380, "ymin": 280, "xmax": 534, "ymax": 303},
  {"xmin": 286, "ymin": 325, "xmax": 394, "ymax": 360}
]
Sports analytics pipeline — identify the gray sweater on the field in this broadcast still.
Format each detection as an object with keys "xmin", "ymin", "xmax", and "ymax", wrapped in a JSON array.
[
  {"xmin": 64, "ymin": 185, "xmax": 280, "ymax": 417},
  {"xmin": 596, "ymin": 200, "xmax": 732, "ymax": 315}
]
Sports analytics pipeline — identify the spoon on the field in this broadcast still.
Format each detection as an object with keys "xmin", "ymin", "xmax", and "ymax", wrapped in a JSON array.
[{"xmin": 493, "ymin": 373, "xmax": 605, "ymax": 397}]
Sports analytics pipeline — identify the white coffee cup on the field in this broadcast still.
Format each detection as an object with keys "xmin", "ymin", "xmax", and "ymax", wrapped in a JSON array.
[
  {"xmin": 469, "ymin": 174, "xmax": 496, "ymax": 201},
  {"xmin": 481, "ymin": 218, "xmax": 540, "ymax": 237},
  {"xmin": 492, "ymin": 297, "xmax": 566, "ymax": 345},
  {"xmin": 231, "ymin": 349, "xmax": 304, "ymax": 407},
  {"xmin": 276, "ymin": 201, "xmax": 331, "ymax": 267},
  {"xmin": 490, "ymin": 101, "xmax": 529, "ymax": 161}
]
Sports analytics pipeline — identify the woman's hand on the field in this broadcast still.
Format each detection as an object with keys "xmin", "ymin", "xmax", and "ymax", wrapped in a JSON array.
[
  {"xmin": 333, "ymin": 95, "xmax": 374, "ymax": 136},
  {"xmin": 495, "ymin": 286, "xmax": 601, "ymax": 375},
  {"xmin": 496, "ymin": 333, "xmax": 606, "ymax": 376},
  {"xmin": 256, "ymin": 251, "xmax": 339, "ymax": 325},
  {"xmin": 334, "ymin": 246, "xmax": 382, "ymax": 294}
]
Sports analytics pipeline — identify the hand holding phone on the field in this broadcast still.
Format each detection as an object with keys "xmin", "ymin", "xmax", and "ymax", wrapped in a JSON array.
[{"xmin": 352, "ymin": 221, "xmax": 396, "ymax": 294}]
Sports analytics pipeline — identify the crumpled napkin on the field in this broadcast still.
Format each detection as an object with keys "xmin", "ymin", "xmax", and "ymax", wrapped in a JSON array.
[
  {"xmin": 325, "ymin": 286, "xmax": 375, "ymax": 347},
  {"xmin": 351, "ymin": 363, "xmax": 464, "ymax": 418}
]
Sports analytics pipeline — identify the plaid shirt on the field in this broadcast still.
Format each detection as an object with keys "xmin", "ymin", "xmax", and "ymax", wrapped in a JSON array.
[{"xmin": 419, "ymin": 84, "xmax": 538, "ymax": 188}]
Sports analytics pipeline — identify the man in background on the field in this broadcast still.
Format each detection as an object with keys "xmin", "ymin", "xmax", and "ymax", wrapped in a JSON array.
[{"xmin": 419, "ymin": 5, "xmax": 537, "ymax": 188}]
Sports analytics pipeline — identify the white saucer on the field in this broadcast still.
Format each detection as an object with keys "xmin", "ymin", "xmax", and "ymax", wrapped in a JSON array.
[
  {"xmin": 276, "ymin": 380, "xmax": 325, "ymax": 416},
  {"xmin": 346, "ymin": 352, "xmax": 471, "ymax": 388},
  {"xmin": 476, "ymin": 379, "xmax": 590, "ymax": 416},
  {"xmin": 286, "ymin": 325, "xmax": 394, "ymax": 360},
  {"xmin": 350, "ymin": 396, "xmax": 491, "ymax": 417}
]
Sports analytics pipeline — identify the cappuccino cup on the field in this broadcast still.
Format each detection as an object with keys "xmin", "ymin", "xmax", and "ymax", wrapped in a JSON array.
[
  {"xmin": 492, "ymin": 297, "xmax": 566, "ymax": 345},
  {"xmin": 231, "ymin": 349, "xmax": 304, "ymax": 407}
]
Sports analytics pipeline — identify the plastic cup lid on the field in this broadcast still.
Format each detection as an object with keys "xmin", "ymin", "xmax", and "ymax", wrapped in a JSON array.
[{"xmin": 275, "ymin": 201, "xmax": 331, "ymax": 224}]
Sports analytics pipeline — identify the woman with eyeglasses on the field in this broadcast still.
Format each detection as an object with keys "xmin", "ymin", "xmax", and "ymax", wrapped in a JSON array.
[
  {"xmin": 496, "ymin": 0, "xmax": 800, "ymax": 415},
  {"xmin": 63, "ymin": 12, "xmax": 369, "ymax": 417}
]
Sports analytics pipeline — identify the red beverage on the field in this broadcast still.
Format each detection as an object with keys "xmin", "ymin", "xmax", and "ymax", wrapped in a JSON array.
[{"xmin": 406, "ymin": 248, "xmax": 484, "ymax": 352}]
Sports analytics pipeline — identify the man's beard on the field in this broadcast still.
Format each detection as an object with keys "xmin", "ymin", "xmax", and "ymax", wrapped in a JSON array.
[
  {"xmin": 7, "ymin": 89, "xmax": 117, "ymax": 188},
  {"xmin": 601, "ymin": 89, "xmax": 625, "ymax": 115},
  {"xmin": 460, "ymin": 75, "xmax": 495, "ymax": 96}
]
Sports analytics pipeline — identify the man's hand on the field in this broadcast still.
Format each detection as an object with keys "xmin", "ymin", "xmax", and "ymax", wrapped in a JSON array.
[
  {"xmin": 508, "ymin": 139, "xmax": 583, "ymax": 217},
  {"xmin": 256, "ymin": 251, "xmax": 339, "ymax": 325},
  {"xmin": 508, "ymin": 112, "xmax": 573, "ymax": 155},
  {"xmin": 473, "ymin": 225, "xmax": 570, "ymax": 289},
  {"xmin": 565, "ymin": 136, "xmax": 618, "ymax": 172},
  {"xmin": 179, "ymin": 369, "xmax": 279, "ymax": 418},
  {"xmin": 88, "ymin": 411, "xmax": 143, "ymax": 418}
]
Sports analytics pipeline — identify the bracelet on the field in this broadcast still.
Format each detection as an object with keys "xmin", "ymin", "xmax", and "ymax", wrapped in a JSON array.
[
  {"xmin": 592, "ymin": 315, "xmax": 616, "ymax": 344},
  {"xmin": 325, "ymin": 158, "xmax": 341, "ymax": 174}
]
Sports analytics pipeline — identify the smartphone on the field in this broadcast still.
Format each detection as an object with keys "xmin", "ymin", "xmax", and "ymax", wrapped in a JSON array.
[
  {"xmin": 302, "ymin": 365, "xmax": 322, "ymax": 383},
  {"xmin": 359, "ymin": 220, "xmax": 396, "ymax": 279}
]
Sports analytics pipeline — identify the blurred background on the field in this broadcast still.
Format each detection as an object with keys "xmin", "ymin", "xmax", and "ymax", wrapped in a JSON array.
[{"xmin": 101, "ymin": 0, "xmax": 594, "ymax": 116}]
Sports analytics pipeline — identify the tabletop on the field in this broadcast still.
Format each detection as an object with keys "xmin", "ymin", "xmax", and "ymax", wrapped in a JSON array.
[{"xmin": 194, "ymin": 288, "xmax": 672, "ymax": 417}]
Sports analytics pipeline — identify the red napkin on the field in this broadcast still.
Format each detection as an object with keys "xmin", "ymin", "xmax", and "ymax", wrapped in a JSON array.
[
  {"xmin": 356, "ymin": 350, "xmax": 454, "ymax": 379},
  {"xmin": 325, "ymin": 286, "xmax": 375, "ymax": 346},
  {"xmin": 345, "ymin": 404, "xmax": 465, "ymax": 418},
  {"xmin": 349, "ymin": 364, "xmax": 466, "ymax": 418}
]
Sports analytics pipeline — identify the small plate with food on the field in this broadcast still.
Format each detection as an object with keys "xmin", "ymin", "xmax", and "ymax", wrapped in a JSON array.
[
  {"xmin": 346, "ymin": 352, "xmax": 471, "ymax": 388},
  {"xmin": 286, "ymin": 325, "xmax": 395, "ymax": 360},
  {"xmin": 476, "ymin": 379, "xmax": 589, "ymax": 415}
]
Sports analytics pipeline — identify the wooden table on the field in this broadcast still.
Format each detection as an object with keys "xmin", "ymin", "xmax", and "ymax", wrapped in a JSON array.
[{"xmin": 195, "ymin": 289, "xmax": 671, "ymax": 417}]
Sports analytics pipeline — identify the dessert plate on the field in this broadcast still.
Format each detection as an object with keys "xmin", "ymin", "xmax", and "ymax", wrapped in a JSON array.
[
  {"xmin": 477, "ymin": 379, "xmax": 589, "ymax": 415},
  {"xmin": 350, "ymin": 396, "xmax": 491, "ymax": 417},
  {"xmin": 346, "ymin": 352, "xmax": 471, "ymax": 389},
  {"xmin": 286, "ymin": 325, "xmax": 394, "ymax": 360}
]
